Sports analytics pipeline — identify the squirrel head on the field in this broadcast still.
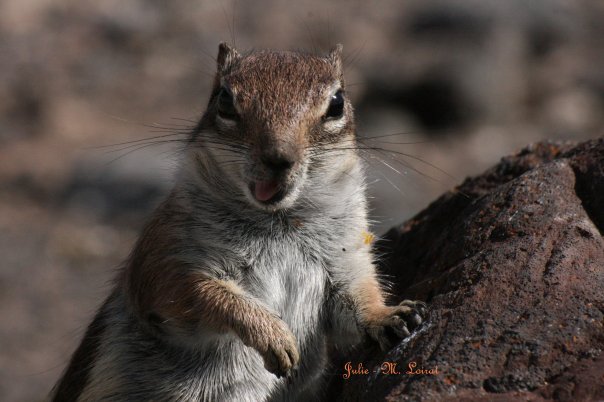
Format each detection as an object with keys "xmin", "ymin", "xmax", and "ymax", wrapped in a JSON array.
[{"xmin": 190, "ymin": 43, "xmax": 357, "ymax": 211}]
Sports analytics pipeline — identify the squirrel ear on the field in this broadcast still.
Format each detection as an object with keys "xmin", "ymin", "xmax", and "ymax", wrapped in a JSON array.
[
  {"xmin": 327, "ymin": 44, "xmax": 343, "ymax": 75},
  {"xmin": 217, "ymin": 42, "xmax": 240, "ymax": 74}
]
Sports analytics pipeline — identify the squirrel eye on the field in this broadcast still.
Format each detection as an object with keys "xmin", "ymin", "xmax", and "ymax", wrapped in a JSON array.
[
  {"xmin": 324, "ymin": 90, "xmax": 345, "ymax": 120},
  {"xmin": 217, "ymin": 87, "xmax": 238, "ymax": 120}
]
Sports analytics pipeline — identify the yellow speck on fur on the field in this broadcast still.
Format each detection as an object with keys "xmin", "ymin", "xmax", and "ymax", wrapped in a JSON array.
[{"xmin": 362, "ymin": 230, "xmax": 375, "ymax": 245}]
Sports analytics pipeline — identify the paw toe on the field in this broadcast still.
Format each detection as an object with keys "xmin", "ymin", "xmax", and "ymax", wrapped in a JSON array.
[{"xmin": 392, "ymin": 318, "xmax": 411, "ymax": 338}]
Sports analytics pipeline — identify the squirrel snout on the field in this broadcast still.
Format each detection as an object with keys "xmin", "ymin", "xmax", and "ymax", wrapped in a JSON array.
[
  {"xmin": 249, "ymin": 148, "xmax": 301, "ymax": 205},
  {"xmin": 261, "ymin": 155, "xmax": 294, "ymax": 173},
  {"xmin": 260, "ymin": 153, "xmax": 295, "ymax": 174}
]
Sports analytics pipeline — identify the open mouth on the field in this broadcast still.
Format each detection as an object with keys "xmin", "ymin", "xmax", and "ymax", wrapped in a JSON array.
[{"xmin": 250, "ymin": 180, "xmax": 288, "ymax": 205}]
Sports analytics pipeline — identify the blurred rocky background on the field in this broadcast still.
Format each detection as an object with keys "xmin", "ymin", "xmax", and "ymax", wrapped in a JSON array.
[{"xmin": 0, "ymin": 0, "xmax": 602, "ymax": 400}]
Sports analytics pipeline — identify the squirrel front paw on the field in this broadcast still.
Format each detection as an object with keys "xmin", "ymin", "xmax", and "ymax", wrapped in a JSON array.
[
  {"xmin": 259, "ymin": 330, "xmax": 299, "ymax": 379},
  {"xmin": 241, "ymin": 315, "xmax": 300, "ymax": 379},
  {"xmin": 363, "ymin": 300, "xmax": 427, "ymax": 351}
]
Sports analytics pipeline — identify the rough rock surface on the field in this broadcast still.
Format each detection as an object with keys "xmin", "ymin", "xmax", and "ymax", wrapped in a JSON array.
[{"xmin": 327, "ymin": 139, "xmax": 604, "ymax": 401}]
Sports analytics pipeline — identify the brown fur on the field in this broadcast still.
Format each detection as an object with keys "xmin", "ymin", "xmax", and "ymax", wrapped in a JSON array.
[
  {"xmin": 51, "ymin": 44, "xmax": 425, "ymax": 401},
  {"xmin": 124, "ymin": 197, "xmax": 300, "ymax": 374},
  {"xmin": 349, "ymin": 275, "xmax": 421, "ymax": 350},
  {"xmin": 205, "ymin": 45, "xmax": 353, "ymax": 161}
]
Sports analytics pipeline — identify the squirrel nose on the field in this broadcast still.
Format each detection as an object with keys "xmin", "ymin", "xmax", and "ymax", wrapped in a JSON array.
[{"xmin": 260, "ymin": 154, "xmax": 295, "ymax": 173}]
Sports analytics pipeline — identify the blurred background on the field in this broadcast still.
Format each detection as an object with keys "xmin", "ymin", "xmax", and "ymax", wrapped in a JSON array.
[{"xmin": 1, "ymin": 0, "xmax": 603, "ymax": 400}]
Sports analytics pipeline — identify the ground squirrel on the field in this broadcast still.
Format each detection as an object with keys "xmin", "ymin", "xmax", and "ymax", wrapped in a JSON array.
[{"xmin": 50, "ymin": 43, "xmax": 426, "ymax": 401}]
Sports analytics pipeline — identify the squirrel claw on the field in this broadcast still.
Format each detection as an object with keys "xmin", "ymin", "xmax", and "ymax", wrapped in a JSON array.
[{"xmin": 365, "ymin": 300, "xmax": 428, "ymax": 350}]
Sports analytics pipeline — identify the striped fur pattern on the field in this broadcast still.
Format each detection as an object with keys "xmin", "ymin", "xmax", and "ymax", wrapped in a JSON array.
[{"xmin": 50, "ymin": 44, "xmax": 423, "ymax": 401}]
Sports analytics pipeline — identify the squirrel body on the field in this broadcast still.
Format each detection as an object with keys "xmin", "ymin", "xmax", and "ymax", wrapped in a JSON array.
[{"xmin": 51, "ymin": 44, "xmax": 424, "ymax": 402}]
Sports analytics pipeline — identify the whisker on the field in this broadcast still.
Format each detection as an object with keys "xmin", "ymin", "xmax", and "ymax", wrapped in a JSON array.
[
  {"xmin": 169, "ymin": 117, "xmax": 199, "ymax": 124},
  {"xmin": 87, "ymin": 134, "xmax": 189, "ymax": 150},
  {"xmin": 103, "ymin": 142, "xmax": 188, "ymax": 166},
  {"xmin": 144, "ymin": 121, "xmax": 193, "ymax": 131},
  {"xmin": 317, "ymin": 143, "xmax": 455, "ymax": 182},
  {"xmin": 359, "ymin": 131, "xmax": 420, "ymax": 140},
  {"xmin": 101, "ymin": 139, "xmax": 190, "ymax": 154},
  {"xmin": 358, "ymin": 145, "xmax": 441, "ymax": 183},
  {"xmin": 343, "ymin": 41, "xmax": 366, "ymax": 70},
  {"xmin": 357, "ymin": 150, "xmax": 406, "ymax": 197},
  {"xmin": 189, "ymin": 145, "xmax": 248, "ymax": 155},
  {"xmin": 359, "ymin": 143, "xmax": 456, "ymax": 181},
  {"xmin": 360, "ymin": 138, "xmax": 431, "ymax": 146},
  {"xmin": 216, "ymin": 161, "xmax": 247, "ymax": 168}
]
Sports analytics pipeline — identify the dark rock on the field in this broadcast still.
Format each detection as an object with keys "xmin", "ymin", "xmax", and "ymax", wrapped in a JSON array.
[{"xmin": 327, "ymin": 139, "xmax": 604, "ymax": 401}]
